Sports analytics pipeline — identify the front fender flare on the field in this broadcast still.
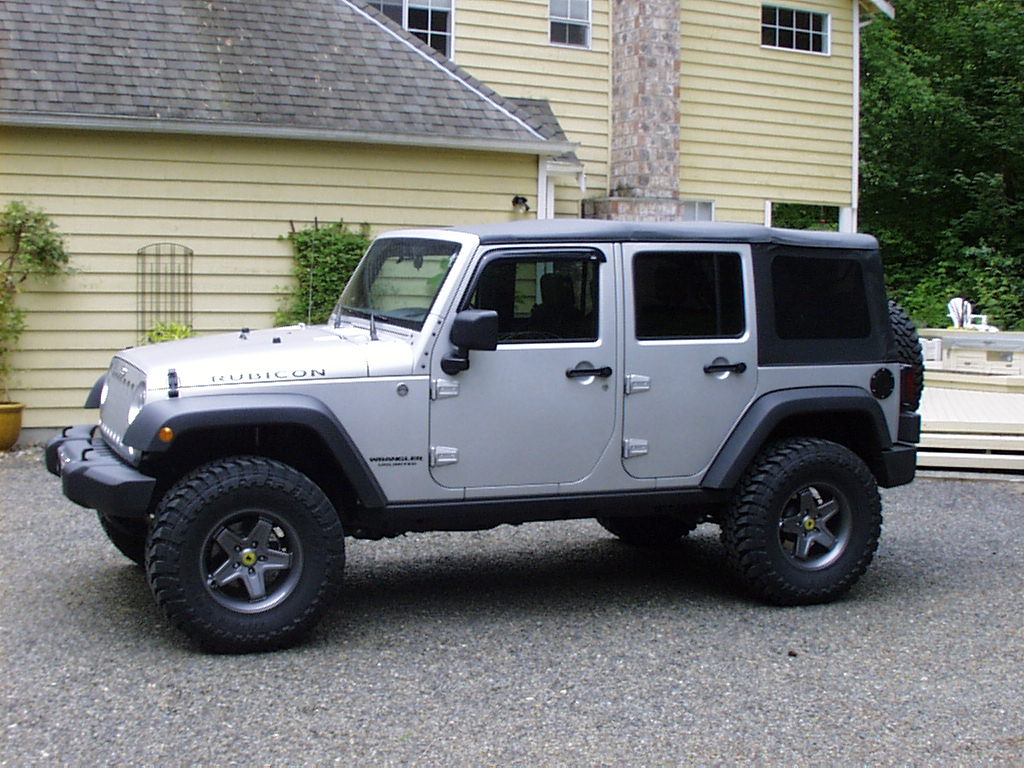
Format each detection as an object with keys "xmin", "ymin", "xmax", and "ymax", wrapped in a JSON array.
[{"xmin": 123, "ymin": 393, "xmax": 387, "ymax": 508}]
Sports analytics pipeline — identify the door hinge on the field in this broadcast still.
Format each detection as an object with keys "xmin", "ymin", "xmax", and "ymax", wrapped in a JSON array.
[
  {"xmin": 430, "ymin": 379, "xmax": 460, "ymax": 400},
  {"xmin": 624, "ymin": 374, "xmax": 651, "ymax": 395},
  {"xmin": 430, "ymin": 446, "xmax": 459, "ymax": 467},
  {"xmin": 622, "ymin": 438, "xmax": 649, "ymax": 459}
]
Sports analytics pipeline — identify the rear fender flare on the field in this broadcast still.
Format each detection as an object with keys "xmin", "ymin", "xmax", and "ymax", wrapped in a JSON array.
[{"xmin": 702, "ymin": 387, "xmax": 892, "ymax": 490}]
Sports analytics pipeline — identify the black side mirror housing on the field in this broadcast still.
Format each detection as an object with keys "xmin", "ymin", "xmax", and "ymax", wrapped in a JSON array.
[
  {"xmin": 450, "ymin": 309, "xmax": 499, "ymax": 351},
  {"xmin": 442, "ymin": 309, "xmax": 499, "ymax": 374}
]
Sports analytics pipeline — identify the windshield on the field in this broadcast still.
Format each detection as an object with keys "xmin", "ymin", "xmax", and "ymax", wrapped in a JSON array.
[{"xmin": 331, "ymin": 237, "xmax": 461, "ymax": 330}]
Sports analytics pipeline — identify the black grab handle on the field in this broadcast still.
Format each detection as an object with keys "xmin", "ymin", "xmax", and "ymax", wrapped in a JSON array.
[
  {"xmin": 566, "ymin": 366, "xmax": 613, "ymax": 379},
  {"xmin": 703, "ymin": 362, "xmax": 747, "ymax": 375}
]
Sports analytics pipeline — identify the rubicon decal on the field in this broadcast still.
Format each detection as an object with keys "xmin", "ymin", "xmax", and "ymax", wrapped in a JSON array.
[{"xmin": 210, "ymin": 369, "xmax": 327, "ymax": 383}]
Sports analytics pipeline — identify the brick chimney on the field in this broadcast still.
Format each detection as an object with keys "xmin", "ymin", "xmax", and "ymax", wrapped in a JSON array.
[{"xmin": 584, "ymin": 0, "xmax": 686, "ymax": 221}]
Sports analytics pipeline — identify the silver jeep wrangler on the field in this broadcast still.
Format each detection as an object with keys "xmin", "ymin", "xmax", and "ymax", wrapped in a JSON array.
[{"xmin": 47, "ymin": 220, "xmax": 922, "ymax": 652}]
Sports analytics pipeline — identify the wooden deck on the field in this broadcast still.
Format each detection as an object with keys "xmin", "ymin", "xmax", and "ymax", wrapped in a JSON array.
[{"xmin": 918, "ymin": 386, "xmax": 1024, "ymax": 472}]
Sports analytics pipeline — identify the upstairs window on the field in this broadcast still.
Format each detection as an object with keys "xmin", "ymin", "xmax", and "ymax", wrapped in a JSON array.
[
  {"xmin": 550, "ymin": 0, "xmax": 590, "ymax": 48},
  {"xmin": 761, "ymin": 5, "xmax": 829, "ymax": 54},
  {"xmin": 370, "ymin": 0, "xmax": 452, "ymax": 57}
]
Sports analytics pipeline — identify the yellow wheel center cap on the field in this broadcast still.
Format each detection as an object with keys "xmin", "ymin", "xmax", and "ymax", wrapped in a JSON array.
[
  {"xmin": 241, "ymin": 550, "xmax": 258, "ymax": 567},
  {"xmin": 803, "ymin": 518, "xmax": 817, "ymax": 531}
]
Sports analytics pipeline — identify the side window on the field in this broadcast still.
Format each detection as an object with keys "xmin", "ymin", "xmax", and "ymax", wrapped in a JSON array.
[
  {"xmin": 633, "ymin": 251, "xmax": 744, "ymax": 339},
  {"xmin": 772, "ymin": 255, "xmax": 870, "ymax": 339},
  {"xmin": 468, "ymin": 255, "xmax": 599, "ymax": 342}
]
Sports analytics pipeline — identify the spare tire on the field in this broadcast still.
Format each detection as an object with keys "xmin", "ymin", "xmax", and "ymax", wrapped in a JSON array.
[{"xmin": 888, "ymin": 300, "xmax": 924, "ymax": 412}]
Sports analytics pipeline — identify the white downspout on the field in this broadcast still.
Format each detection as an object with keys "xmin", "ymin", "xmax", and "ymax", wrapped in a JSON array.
[
  {"xmin": 844, "ymin": 0, "xmax": 862, "ymax": 234},
  {"xmin": 537, "ymin": 157, "xmax": 552, "ymax": 219}
]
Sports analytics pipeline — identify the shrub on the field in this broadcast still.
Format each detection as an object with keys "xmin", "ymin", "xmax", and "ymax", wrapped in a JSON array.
[
  {"xmin": 145, "ymin": 321, "xmax": 195, "ymax": 344},
  {"xmin": 277, "ymin": 221, "xmax": 370, "ymax": 326}
]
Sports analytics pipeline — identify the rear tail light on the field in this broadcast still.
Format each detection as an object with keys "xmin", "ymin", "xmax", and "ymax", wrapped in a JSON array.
[{"xmin": 899, "ymin": 364, "xmax": 919, "ymax": 410}]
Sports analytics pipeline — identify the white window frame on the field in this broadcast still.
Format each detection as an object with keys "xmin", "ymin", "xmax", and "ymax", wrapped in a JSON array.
[
  {"xmin": 760, "ymin": 5, "xmax": 831, "ymax": 56},
  {"xmin": 681, "ymin": 200, "xmax": 715, "ymax": 222},
  {"xmin": 549, "ymin": 0, "xmax": 592, "ymax": 49},
  {"xmin": 371, "ymin": 0, "xmax": 454, "ymax": 58}
]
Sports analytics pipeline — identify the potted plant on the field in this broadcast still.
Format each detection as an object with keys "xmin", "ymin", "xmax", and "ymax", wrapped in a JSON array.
[{"xmin": 0, "ymin": 201, "xmax": 72, "ymax": 450}]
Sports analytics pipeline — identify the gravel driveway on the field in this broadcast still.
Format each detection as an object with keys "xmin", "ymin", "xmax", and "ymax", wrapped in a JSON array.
[{"xmin": 2, "ymin": 449, "xmax": 1022, "ymax": 766}]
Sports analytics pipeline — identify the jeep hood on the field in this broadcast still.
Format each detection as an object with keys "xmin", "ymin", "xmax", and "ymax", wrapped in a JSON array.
[{"xmin": 116, "ymin": 324, "xmax": 414, "ymax": 392}]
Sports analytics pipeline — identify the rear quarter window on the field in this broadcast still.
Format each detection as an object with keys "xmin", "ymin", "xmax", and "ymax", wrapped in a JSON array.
[{"xmin": 772, "ymin": 255, "xmax": 870, "ymax": 339}]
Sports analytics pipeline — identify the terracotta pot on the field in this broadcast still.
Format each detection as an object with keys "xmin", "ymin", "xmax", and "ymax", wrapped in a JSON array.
[{"xmin": 0, "ymin": 402, "xmax": 24, "ymax": 451}]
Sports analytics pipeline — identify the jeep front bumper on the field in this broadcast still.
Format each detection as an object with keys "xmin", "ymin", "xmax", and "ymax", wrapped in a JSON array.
[{"xmin": 45, "ymin": 425, "xmax": 156, "ymax": 518}]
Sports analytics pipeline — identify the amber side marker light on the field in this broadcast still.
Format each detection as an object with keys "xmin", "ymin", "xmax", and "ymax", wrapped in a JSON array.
[{"xmin": 158, "ymin": 426, "xmax": 175, "ymax": 443}]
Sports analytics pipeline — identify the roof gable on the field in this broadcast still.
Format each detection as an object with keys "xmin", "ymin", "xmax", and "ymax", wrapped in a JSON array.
[{"xmin": 0, "ymin": 0, "xmax": 571, "ymax": 154}]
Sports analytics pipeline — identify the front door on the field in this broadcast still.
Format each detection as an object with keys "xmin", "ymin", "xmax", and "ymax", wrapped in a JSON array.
[
  {"xmin": 621, "ymin": 244, "xmax": 758, "ymax": 479},
  {"xmin": 429, "ymin": 247, "xmax": 617, "ymax": 490}
]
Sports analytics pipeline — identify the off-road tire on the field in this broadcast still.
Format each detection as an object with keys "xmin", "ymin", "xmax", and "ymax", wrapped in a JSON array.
[
  {"xmin": 146, "ymin": 456, "xmax": 345, "ymax": 653},
  {"xmin": 722, "ymin": 438, "xmax": 881, "ymax": 606},
  {"xmin": 97, "ymin": 511, "xmax": 148, "ymax": 566},
  {"xmin": 597, "ymin": 513, "xmax": 700, "ymax": 546},
  {"xmin": 889, "ymin": 299, "xmax": 924, "ymax": 411}
]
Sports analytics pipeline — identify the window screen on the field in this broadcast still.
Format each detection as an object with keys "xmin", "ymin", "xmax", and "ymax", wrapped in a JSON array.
[
  {"xmin": 468, "ymin": 255, "xmax": 599, "ymax": 342},
  {"xmin": 633, "ymin": 252, "xmax": 745, "ymax": 339},
  {"xmin": 772, "ymin": 255, "xmax": 870, "ymax": 339}
]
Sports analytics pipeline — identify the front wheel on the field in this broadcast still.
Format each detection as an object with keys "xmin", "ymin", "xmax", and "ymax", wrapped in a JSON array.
[
  {"xmin": 146, "ymin": 457, "xmax": 345, "ymax": 653},
  {"xmin": 97, "ymin": 511, "xmax": 148, "ymax": 566},
  {"xmin": 722, "ymin": 438, "xmax": 882, "ymax": 605}
]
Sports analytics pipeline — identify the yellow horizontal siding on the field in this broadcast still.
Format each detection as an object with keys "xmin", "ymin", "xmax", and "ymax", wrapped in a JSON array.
[
  {"xmin": 679, "ymin": 0, "xmax": 856, "ymax": 220},
  {"xmin": 2, "ymin": 127, "xmax": 540, "ymax": 431},
  {"xmin": 455, "ymin": 0, "xmax": 611, "ymax": 213}
]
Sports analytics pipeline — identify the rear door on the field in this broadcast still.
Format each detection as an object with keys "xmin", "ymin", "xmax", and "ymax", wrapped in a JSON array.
[{"xmin": 621, "ymin": 244, "xmax": 757, "ymax": 479}]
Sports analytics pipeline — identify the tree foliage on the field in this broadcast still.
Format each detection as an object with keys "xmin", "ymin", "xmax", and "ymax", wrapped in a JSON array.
[
  {"xmin": 0, "ymin": 201, "xmax": 72, "ymax": 401},
  {"xmin": 276, "ymin": 221, "xmax": 370, "ymax": 326},
  {"xmin": 860, "ymin": 0, "xmax": 1024, "ymax": 328}
]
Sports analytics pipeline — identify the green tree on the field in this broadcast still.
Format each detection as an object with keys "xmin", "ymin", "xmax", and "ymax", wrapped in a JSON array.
[
  {"xmin": 860, "ymin": 0, "xmax": 1024, "ymax": 328},
  {"xmin": 1, "ymin": 201, "xmax": 72, "ymax": 401},
  {"xmin": 276, "ymin": 221, "xmax": 370, "ymax": 326}
]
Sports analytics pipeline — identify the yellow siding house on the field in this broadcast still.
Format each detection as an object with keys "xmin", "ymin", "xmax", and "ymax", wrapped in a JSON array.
[{"xmin": 1, "ymin": 0, "xmax": 893, "ymax": 440}]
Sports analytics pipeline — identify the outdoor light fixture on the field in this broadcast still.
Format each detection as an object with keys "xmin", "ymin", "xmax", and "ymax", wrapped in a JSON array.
[{"xmin": 511, "ymin": 195, "xmax": 530, "ymax": 213}]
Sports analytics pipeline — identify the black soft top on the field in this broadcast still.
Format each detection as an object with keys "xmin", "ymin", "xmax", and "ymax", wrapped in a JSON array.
[{"xmin": 450, "ymin": 219, "xmax": 878, "ymax": 250}]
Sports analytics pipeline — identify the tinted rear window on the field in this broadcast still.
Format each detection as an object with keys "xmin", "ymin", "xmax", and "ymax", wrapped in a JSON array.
[{"xmin": 772, "ymin": 255, "xmax": 870, "ymax": 339}]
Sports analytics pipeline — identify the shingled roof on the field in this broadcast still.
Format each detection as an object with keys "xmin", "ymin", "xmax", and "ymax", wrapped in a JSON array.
[{"xmin": 0, "ymin": 0, "xmax": 574, "ymax": 155}]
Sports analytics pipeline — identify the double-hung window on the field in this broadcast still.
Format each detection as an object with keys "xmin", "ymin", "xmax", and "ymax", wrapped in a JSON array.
[
  {"xmin": 761, "ymin": 5, "xmax": 829, "ymax": 54},
  {"xmin": 370, "ymin": 0, "xmax": 453, "ymax": 57},
  {"xmin": 550, "ymin": 0, "xmax": 591, "ymax": 48}
]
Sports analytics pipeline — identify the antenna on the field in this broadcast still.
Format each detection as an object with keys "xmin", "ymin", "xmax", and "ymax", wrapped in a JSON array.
[{"xmin": 307, "ymin": 217, "xmax": 318, "ymax": 325}]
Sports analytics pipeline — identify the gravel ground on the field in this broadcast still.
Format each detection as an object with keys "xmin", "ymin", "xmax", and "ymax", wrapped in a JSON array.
[{"xmin": 2, "ymin": 448, "xmax": 1022, "ymax": 766}]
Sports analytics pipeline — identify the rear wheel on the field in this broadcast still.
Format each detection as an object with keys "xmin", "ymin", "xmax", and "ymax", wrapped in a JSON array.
[
  {"xmin": 722, "ymin": 438, "xmax": 881, "ymax": 605},
  {"xmin": 146, "ymin": 456, "xmax": 345, "ymax": 653}
]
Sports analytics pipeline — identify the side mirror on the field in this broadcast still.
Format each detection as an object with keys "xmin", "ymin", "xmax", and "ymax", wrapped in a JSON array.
[{"xmin": 442, "ymin": 309, "xmax": 498, "ymax": 375}]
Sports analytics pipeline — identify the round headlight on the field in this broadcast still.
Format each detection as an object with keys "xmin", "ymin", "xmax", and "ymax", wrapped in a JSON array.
[
  {"xmin": 126, "ymin": 383, "xmax": 147, "ymax": 426},
  {"xmin": 99, "ymin": 380, "xmax": 109, "ymax": 407}
]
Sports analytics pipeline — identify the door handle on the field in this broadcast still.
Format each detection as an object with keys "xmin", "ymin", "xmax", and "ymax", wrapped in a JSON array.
[
  {"xmin": 703, "ymin": 361, "xmax": 747, "ymax": 375},
  {"xmin": 566, "ymin": 366, "xmax": 613, "ymax": 379}
]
